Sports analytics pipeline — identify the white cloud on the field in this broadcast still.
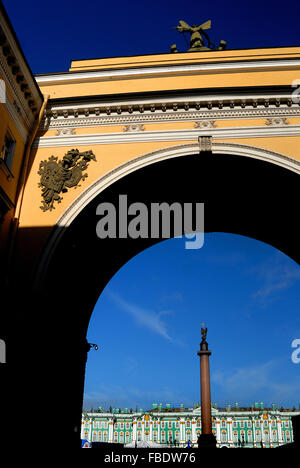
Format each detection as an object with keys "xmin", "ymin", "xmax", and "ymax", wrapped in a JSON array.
[
  {"xmin": 212, "ymin": 359, "xmax": 300, "ymax": 406},
  {"xmin": 106, "ymin": 290, "xmax": 176, "ymax": 343},
  {"xmin": 250, "ymin": 252, "xmax": 300, "ymax": 305}
]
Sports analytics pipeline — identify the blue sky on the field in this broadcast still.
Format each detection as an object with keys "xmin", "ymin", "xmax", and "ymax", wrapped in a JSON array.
[
  {"xmin": 84, "ymin": 233, "xmax": 300, "ymax": 411},
  {"xmin": 3, "ymin": 0, "xmax": 300, "ymax": 74}
]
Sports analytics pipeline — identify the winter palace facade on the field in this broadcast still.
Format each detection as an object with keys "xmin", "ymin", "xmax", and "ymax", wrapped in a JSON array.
[{"xmin": 81, "ymin": 405, "xmax": 299, "ymax": 448}]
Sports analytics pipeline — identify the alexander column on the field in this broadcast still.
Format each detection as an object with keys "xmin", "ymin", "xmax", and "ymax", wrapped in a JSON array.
[{"xmin": 197, "ymin": 325, "xmax": 216, "ymax": 448}]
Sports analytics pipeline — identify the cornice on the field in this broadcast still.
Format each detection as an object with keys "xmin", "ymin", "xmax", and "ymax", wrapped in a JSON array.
[
  {"xmin": 0, "ymin": 17, "xmax": 42, "ymax": 127},
  {"xmin": 39, "ymin": 96, "xmax": 300, "ymax": 131},
  {"xmin": 35, "ymin": 58, "xmax": 300, "ymax": 85}
]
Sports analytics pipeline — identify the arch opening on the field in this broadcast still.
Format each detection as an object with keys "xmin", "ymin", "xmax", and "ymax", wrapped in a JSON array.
[{"xmin": 14, "ymin": 149, "xmax": 300, "ymax": 447}]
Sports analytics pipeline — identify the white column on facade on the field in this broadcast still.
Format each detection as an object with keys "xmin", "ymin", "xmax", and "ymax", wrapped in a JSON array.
[
  {"xmin": 142, "ymin": 418, "xmax": 145, "ymax": 440},
  {"xmin": 132, "ymin": 419, "xmax": 137, "ymax": 442},
  {"xmin": 252, "ymin": 419, "xmax": 257, "ymax": 446},
  {"xmin": 260, "ymin": 419, "xmax": 264, "ymax": 447},
  {"xmin": 180, "ymin": 418, "xmax": 185, "ymax": 444},
  {"xmin": 277, "ymin": 417, "xmax": 283, "ymax": 443},
  {"xmin": 216, "ymin": 419, "xmax": 221, "ymax": 444},
  {"xmin": 108, "ymin": 418, "xmax": 113, "ymax": 442},
  {"xmin": 192, "ymin": 419, "xmax": 197, "ymax": 443},
  {"xmin": 89, "ymin": 418, "xmax": 93, "ymax": 441},
  {"xmin": 150, "ymin": 419, "xmax": 153, "ymax": 441},
  {"xmin": 157, "ymin": 420, "xmax": 161, "ymax": 443},
  {"xmin": 81, "ymin": 418, "xmax": 84, "ymax": 439},
  {"xmin": 227, "ymin": 417, "xmax": 232, "ymax": 444},
  {"xmin": 269, "ymin": 418, "xmax": 272, "ymax": 445}
]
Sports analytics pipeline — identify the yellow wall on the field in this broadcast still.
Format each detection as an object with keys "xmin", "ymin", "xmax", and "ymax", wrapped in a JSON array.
[{"xmin": 16, "ymin": 47, "xmax": 300, "ymax": 260}]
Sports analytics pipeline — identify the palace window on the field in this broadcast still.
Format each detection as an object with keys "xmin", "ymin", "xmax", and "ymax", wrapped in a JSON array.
[
  {"xmin": 221, "ymin": 431, "xmax": 227, "ymax": 443},
  {"xmin": 137, "ymin": 431, "xmax": 142, "ymax": 441},
  {"xmin": 284, "ymin": 421, "xmax": 289, "ymax": 428},
  {"xmin": 175, "ymin": 421, "xmax": 179, "ymax": 429},
  {"xmin": 233, "ymin": 431, "xmax": 238, "ymax": 443},
  {"xmin": 168, "ymin": 421, "xmax": 172, "ymax": 429},
  {"xmin": 233, "ymin": 421, "xmax": 237, "ymax": 428},
  {"xmin": 92, "ymin": 431, "xmax": 97, "ymax": 442},
  {"xmin": 145, "ymin": 422, "xmax": 149, "ymax": 429},
  {"xmin": 120, "ymin": 422, "xmax": 124, "ymax": 430},
  {"xmin": 240, "ymin": 421, "xmax": 245, "ymax": 428},
  {"xmin": 119, "ymin": 432, "xmax": 124, "ymax": 443},
  {"xmin": 125, "ymin": 433, "xmax": 130, "ymax": 443},
  {"xmin": 97, "ymin": 432, "xmax": 102, "ymax": 442},
  {"xmin": 1, "ymin": 129, "xmax": 16, "ymax": 170},
  {"xmin": 93, "ymin": 421, "xmax": 97, "ymax": 429},
  {"xmin": 256, "ymin": 430, "xmax": 261, "ymax": 442},
  {"xmin": 175, "ymin": 431, "xmax": 180, "ymax": 441},
  {"xmin": 263, "ymin": 431, "xmax": 269, "ymax": 443},
  {"xmin": 153, "ymin": 422, "xmax": 157, "ymax": 429},
  {"xmin": 83, "ymin": 430, "xmax": 89, "ymax": 440},
  {"xmin": 186, "ymin": 431, "xmax": 191, "ymax": 442},
  {"xmin": 168, "ymin": 431, "xmax": 173, "ymax": 443},
  {"xmin": 126, "ymin": 422, "xmax": 130, "ymax": 430},
  {"xmin": 153, "ymin": 431, "xmax": 157, "ymax": 442},
  {"xmin": 186, "ymin": 421, "xmax": 191, "ymax": 428},
  {"xmin": 137, "ymin": 422, "xmax": 142, "ymax": 429},
  {"xmin": 271, "ymin": 419, "xmax": 276, "ymax": 427},
  {"xmin": 161, "ymin": 431, "xmax": 165, "ymax": 441},
  {"xmin": 272, "ymin": 430, "xmax": 277, "ymax": 442},
  {"xmin": 247, "ymin": 431, "xmax": 253, "ymax": 443},
  {"xmin": 103, "ymin": 432, "xmax": 108, "ymax": 442},
  {"xmin": 161, "ymin": 422, "xmax": 165, "ymax": 429},
  {"xmin": 221, "ymin": 420, "xmax": 226, "ymax": 428},
  {"xmin": 247, "ymin": 420, "xmax": 252, "ymax": 428},
  {"xmin": 286, "ymin": 431, "xmax": 291, "ymax": 443},
  {"xmin": 114, "ymin": 432, "xmax": 118, "ymax": 442},
  {"xmin": 263, "ymin": 421, "xmax": 268, "ymax": 428},
  {"xmin": 255, "ymin": 420, "xmax": 260, "ymax": 428}
]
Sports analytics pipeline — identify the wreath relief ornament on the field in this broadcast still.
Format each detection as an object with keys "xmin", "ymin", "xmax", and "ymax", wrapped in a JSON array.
[{"xmin": 38, "ymin": 148, "xmax": 96, "ymax": 211}]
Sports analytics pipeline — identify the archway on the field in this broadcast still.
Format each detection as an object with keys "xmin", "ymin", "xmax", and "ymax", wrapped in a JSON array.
[{"xmin": 11, "ymin": 147, "xmax": 300, "ymax": 447}]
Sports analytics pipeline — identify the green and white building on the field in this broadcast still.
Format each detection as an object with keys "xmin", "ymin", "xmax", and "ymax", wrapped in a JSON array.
[{"xmin": 81, "ymin": 404, "xmax": 299, "ymax": 448}]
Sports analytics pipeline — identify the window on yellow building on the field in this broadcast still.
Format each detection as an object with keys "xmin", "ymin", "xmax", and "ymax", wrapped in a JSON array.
[{"xmin": 1, "ymin": 129, "xmax": 15, "ymax": 170}]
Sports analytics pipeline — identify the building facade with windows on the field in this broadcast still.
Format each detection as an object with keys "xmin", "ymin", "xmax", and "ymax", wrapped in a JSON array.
[
  {"xmin": 81, "ymin": 406, "xmax": 299, "ymax": 448},
  {"xmin": 0, "ymin": 1, "xmax": 43, "ymax": 265}
]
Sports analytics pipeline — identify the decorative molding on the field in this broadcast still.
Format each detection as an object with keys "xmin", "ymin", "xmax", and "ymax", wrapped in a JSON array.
[
  {"xmin": 39, "ymin": 102, "xmax": 300, "ymax": 131},
  {"xmin": 33, "ymin": 125, "xmax": 300, "ymax": 148},
  {"xmin": 123, "ymin": 124, "xmax": 145, "ymax": 132},
  {"xmin": 198, "ymin": 135, "xmax": 212, "ymax": 152},
  {"xmin": 194, "ymin": 120, "xmax": 216, "ymax": 129},
  {"xmin": 265, "ymin": 117, "xmax": 289, "ymax": 126},
  {"xmin": 55, "ymin": 128, "xmax": 76, "ymax": 136}
]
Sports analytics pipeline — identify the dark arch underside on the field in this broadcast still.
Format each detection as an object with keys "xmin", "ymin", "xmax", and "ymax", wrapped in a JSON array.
[{"xmin": 9, "ymin": 152, "xmax": 300, "ymax": 447}]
